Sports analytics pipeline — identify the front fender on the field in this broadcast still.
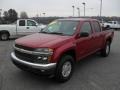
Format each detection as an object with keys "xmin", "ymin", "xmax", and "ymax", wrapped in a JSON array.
[{"xmin": 51, "ymin": 42, "xmax": 75, "ymax": 63}]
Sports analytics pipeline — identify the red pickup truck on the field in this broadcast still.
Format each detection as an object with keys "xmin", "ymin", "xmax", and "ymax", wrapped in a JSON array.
[{"xmin": 11, "ymin": 18, "xmax": 114, "ymax": 82}]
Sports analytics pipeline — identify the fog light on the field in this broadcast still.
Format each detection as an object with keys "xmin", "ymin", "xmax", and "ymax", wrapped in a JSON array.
[
  {"xmin": 43, "ymin": 57, "xmax": 48, "ymax": 61},
  {"xmin": 37, "ymin": 57, "xmax": 42, "ymax": 60}
]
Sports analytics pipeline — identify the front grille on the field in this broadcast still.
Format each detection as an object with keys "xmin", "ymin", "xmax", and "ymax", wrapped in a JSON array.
[
  {"xmin": 14, "ymin": 50, "xmax": 49, "ymax": 64},
  {"xmin": 15, "ymin": 44, "xmax": 35, "ymax": 51},
  {"xmin": 15, "ymin": 50, "xmax": 36, "ymax": 63}
]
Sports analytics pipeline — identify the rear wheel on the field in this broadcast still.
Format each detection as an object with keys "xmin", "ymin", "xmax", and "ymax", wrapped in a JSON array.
[
  {"xmin": 101, "ymin": 41, "xmax": 111, "ymax": 57},
  {"xmin": 0, "ymin": 33, "xmax": 9, "ymax": 41},
  {"xmin": 55, "ymin": 55, "xmax": 74, "ymax": 82}
]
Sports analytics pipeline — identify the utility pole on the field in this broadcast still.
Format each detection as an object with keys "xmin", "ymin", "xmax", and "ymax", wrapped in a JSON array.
[
  {"xmin": 100, "ymin": 0, "xmax": 102, "ymax": 20},
  {"xmin": 82, "ymin": 2, "xmax": 86, "ymax": 16},
  {"xmin": 0, "ymin": 9, "xmax": 2, "ymax": 18},
  {"xmin": 72, "ymin": 5, "xmax": 75, "ymax": 17},
  {"xmin": 77, "ymin": 7, "xmax": 80, "ymax": 17}
]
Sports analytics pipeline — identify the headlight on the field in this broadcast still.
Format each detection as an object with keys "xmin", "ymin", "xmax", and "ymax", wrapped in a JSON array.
[
  {"xmin": 33, "ymin": 48, "xmax": 53, "ymax": 55},
  {"xmin": 34, "ymin": 48, "xmax": 53, "ymax": 63}
]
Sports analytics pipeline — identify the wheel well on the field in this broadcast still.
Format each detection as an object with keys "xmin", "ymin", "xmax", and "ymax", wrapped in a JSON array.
[
  {"xmin": 60, "ymin": 49, "xmax": 76, "ymax": 62},
  {"xmin": 106, "ymin": 25, "xmax": 110, "ymax": 28},
  {"xmin": 107, "ymin": 37, "xmax": 112, "ymax": 44},
  {"xmin": 0, "ymin": 30, "xmax": 10, "ymax": 36}
]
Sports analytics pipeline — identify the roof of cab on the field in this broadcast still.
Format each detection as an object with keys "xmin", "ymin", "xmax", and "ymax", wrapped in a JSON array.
[{"xmin": 58, "ymin": 18, "xmax": 98, "ymax": 22}]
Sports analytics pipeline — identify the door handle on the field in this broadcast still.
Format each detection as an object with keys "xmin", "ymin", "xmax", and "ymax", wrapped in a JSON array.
[
  {"xmin": 91, "ymin": 36, "xmax": 95, "ymax": 39},
  {"xmin": 26, "ymin": 27, "xmax": 29, "ymax": 29}
]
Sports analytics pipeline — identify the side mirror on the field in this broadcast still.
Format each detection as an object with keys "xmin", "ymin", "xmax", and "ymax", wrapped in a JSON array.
[
  {"xmin": 36, "ymin": 23, "xmax": 38, "ymax": 26},
  {"xmin": 40, "ymin": 28, "xmax": 44, "ymax": 32},
  {"xmin": 80, "ymin": 32, "xmax": 89, "ymax": 37}
]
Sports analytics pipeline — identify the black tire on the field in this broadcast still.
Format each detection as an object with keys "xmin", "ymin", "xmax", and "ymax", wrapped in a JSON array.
[
  {"xmin": 115, "ymin": 28, "xmax": 118, "ymax": 31},
  {"xmin": 55, "ymin": 55, "xmax": 75, "ymax": 82},
  {"xmin": 0, "ymin": 33, "xmax": 9, "ymax": 41},
  {"xmin": 106, "ymin": 25, "xmax": 110, "ymax": 29},
  {"xmin": 101, "ymin": 41, "xmax": 111, "ymax": 57}
]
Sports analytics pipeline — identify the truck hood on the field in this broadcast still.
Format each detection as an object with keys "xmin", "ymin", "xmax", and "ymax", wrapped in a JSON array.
[
  {"xmin": 38, "ymin": 24, "xmax": 46, "ymax": 29},
  {"xmin": 15, "ymin": 33, "xmax": 72, "ymax": 49}
]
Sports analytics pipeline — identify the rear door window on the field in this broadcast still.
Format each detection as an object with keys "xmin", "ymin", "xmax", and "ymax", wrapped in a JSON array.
[
  {"xmin": 19, "ymin": 20, "xmax": 25, "ymax": 26},
  {"xmin": 80, "ymin": 22, "xmax": 92, "ymax": 34}
]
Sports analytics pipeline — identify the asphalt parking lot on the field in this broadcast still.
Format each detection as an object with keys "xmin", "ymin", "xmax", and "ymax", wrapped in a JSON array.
[{"xmin": 0, "ymin": 31, "xmax": 120, "ymax": 90}]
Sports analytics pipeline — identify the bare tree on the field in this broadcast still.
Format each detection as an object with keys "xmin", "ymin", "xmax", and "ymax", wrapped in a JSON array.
[{"xmin": 20, "ymin": 11, "xmax": 28, "ymax": 19}]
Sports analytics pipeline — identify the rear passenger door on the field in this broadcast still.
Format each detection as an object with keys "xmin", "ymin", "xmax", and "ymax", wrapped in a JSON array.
[{"xmin": 92, "ymin": 21, "xmax": 103, "ymax": 49}]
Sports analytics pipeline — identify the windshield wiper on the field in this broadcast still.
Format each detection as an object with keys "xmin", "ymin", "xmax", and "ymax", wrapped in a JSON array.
[
  {"xmin": 40, "ymin": 31, "xmax": 48, "ymax": 33},
  {"xmin": 40, "ymin": 31, "xmax": 64, "ymax": 35},
  {"xmin": 49, "ymin": 32, "xmax": 63, "ymax": 35}
]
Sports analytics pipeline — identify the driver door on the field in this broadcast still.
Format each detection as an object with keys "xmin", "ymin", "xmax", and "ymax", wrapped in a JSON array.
[
  {"xmin": 76, "ymin": 21, "xmax": 95, "ymax": 60},
  {"xmin": 26, "ymin": 20, "xmax": 40, "ymax": 34}
]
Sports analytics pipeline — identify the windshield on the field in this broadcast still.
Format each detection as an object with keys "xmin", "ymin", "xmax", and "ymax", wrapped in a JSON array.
[{"xmin": 41, "ymin": 20, "xmax": 79, "ymax": 36}]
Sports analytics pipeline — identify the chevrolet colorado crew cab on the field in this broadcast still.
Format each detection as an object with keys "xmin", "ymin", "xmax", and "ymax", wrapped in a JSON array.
[
  {"xmin": 0, "ymin": 19, "xmax": 46, "ymax": 40},
  {"xmin": 11, "ymin": 18, "xmax": 114, "ymax": 82}
]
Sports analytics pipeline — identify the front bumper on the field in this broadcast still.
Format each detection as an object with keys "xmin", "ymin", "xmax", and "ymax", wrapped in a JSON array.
[{"xmin": 11, "ymin": 52, "xmax": 56, "ymax": 74}]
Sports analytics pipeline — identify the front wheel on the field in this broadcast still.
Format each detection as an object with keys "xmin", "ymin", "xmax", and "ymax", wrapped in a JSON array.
[
  {"xmin": 55, "ymin": 55, "xmax": 74, "ymax": 82},
  {"xmin": 101, "ymin": 41, "xmax": 111, "ymax": 57}
]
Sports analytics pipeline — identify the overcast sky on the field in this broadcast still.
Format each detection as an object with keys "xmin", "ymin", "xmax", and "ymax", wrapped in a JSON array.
[{"xmin": 0, "ymin": 0, "xmax": 120, "ymax": 17}]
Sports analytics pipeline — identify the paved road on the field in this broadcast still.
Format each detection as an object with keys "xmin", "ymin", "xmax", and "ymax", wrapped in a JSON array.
[{"xmin": 0, "ymin": 31, "xmax": 120, "ymax": 90}]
